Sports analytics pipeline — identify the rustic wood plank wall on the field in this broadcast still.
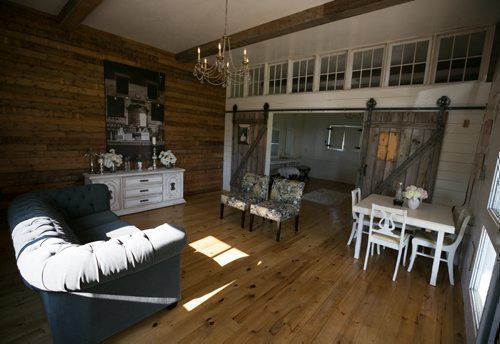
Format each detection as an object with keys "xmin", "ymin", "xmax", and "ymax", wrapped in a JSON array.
[{"xmin": 0, "ymin": 3, "xmax": 226, "ymax": 216}]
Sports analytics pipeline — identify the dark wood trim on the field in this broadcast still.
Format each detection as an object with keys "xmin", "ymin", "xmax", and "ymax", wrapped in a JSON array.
[
  {"xmin": 176, "ymin": 0, "xmax": 414, "ymax": 62},
  {"xmin": 57, "ymin": 0, "xmax": 104, "ymax": 30}
]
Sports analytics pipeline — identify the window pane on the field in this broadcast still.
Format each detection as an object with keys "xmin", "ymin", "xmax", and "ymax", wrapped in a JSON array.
[
  {"xmin": 450, "ymin": 58, "xmax": 466, "ymax": 82},
  {"xmin": 338, "ymin": 54, "xmax": 345, "ymax": 72},
  {"xmin": 415, "ymin": 41, "xmax": 429, "ymax": 63},
  {"xmin": 400, "ymin": 65, "xmax": 413, "ymax": 85},
  {"xmin": 464, "ymin": 57, "xmax": 482, "ymax": 81},
  {"xmin": 403, "ymin": 43, "xmax": 416, "ymax": 64},
  {"xmin": 435, "ymin": 61, "xmax": 450, "ymax": 83},
  {"xmin": 321, "ymin": 57, "xmax": 329, "ymax": 74},
  {"xmin": 293, "ymin": 61, "xmax": 300, "ymax": 77},
  {"xmin": 469, "ymin": 31, "xmax": 486, "ymax": 56},
  {"xmin": 453, "ymin": 34, "xmax": 469, "ymax": 58},
  {"xmin": 412, "ymin": 63, "xmax": 426, "ymax": 84},
  {"xmin": 362, "ymin": 50, "xmax": 372, "ymax": 69},
  {"xmin": 319, "ymin": 74, "xmax": 328, "ymax": 91},
  {"xmin": 307, "ymin": 59, "xmax": 315, "ymax": 74},
  {"xmin": 392, "ymin": 44, "xmax": 403, "ymax": 65},
  {"xmin": 353, "ymin": 52, "xmax": 362, "ymax": 69},
  {"xmin": 439, "ymin": 37, "xmax": 453, "ymax": 60},
  {"xmin": 360, "ymin": 70, "xmax": 371, "ymax": 88},
  {"xmin": 306, "ymin": 76, "xmax": 313, "ymax": 92},
  {"xmin": 389, "ymin": 66, "xmax": 400, "ymax": 86},
  {"xmin": 371, "ymin": 68, "xmax": 381, "ymax": 87},
  {"xmin": 351, "ymin": 70, "xmax": 361, "ymax": 88},
  {"xmin": 327, "ymin": 78, "xmax": 336, "ymax": 90},
  {"xmin": 373, "ymin": 48, "xmax": 384, "ymax": 67}
]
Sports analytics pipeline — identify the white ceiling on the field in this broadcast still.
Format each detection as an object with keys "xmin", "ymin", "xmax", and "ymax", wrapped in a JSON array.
[{"xmin": 9, "ymin": 0, "xmax": 500, "ymax": 65}]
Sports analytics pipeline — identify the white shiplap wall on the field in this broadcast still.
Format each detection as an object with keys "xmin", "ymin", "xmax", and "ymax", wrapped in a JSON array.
[{"xmin": 433, "ymin": 110, "xmax": 485, "ymax": 206}]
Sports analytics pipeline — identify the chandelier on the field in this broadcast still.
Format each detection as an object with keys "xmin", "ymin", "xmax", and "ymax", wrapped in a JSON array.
[{"xmin": 193, "ymin": 0, "xmax": 249, "ymax": 88}]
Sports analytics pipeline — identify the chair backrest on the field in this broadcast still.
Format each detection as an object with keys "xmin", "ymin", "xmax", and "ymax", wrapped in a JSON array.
[
  {"xmin": 351, "ymin": 188, "xmax": 361, "ymax": 221},
  {"xmin": 369, "ymin": 204, "xmax": 408, "ymax": 243},
  {"xmin": 269, "ymin": 179, "xmax": 305, "ymax": 206},
  {"xmin": 452, "ymin": 206, "xmax": 468, "ymax": 227},
  {"xmin": 241, "ymin": 172, "xmax": 270, "ymax": 200},
  {"xmin": 447, "ymin": 209, "xmax": 471, "ymax": 250}
]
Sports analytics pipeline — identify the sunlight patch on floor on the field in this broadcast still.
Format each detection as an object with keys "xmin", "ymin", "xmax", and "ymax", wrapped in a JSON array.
[
  {"xmin": 189, "ymin": 235, "xmax": 249, "ymax": 266},
  {"xmin": 213, "ymin": 247, "xmax": 249, "ymax": 267},
  {"xmin": 182, "ymin": 280, "xmax": 235, "ymax": 311}
]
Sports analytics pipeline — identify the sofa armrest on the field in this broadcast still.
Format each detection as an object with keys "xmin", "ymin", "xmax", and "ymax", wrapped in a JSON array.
[{"xmin": 17, "ymin": 223, "xmax": 187, "ymax": 292}]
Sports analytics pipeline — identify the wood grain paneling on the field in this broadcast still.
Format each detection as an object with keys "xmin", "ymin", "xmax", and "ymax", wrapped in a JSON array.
[{"xmin": 0, "ymin": 2, "xmax": 226, "ymax": 216}]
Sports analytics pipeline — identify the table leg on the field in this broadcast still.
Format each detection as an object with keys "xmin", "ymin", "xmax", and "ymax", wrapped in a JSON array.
[
  {"xmin": 354, "ymin": 214, "xmax": 364, "ymax": 259},
  {"xmin": 430, "ymin": 231, "xmax": 444, "ymax": 286}
]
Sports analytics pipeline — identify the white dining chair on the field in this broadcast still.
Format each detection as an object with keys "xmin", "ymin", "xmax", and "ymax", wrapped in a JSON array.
[
  {"xmin": 363, "ymin": 204, "xmax": 410, "ymax": 281},
  {"xmin": 347, "ymin": 188, "xmax": 371, "ymax": 245},
  {"xmin": 407, "ymin": 208, "xmax": 471, "ymax": 285}
]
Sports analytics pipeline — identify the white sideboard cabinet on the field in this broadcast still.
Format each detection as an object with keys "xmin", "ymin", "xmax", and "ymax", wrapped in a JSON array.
[{"xmin": 84, "ymin": 167, "xmax": 185, "ymax": 215}]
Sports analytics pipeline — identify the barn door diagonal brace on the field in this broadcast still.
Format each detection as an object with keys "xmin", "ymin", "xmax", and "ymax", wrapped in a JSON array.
[{"xmin": 373, "ymin": 96, "xmax": 450, "ymax": 196}]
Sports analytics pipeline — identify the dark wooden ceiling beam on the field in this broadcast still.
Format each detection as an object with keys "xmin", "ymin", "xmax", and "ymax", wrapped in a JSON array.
[
  {"xmin": 175, "ymin": 0, "xmax": 413, "ymax": 62},
  {"xmin": 57, "ymin": 0, "xmax": 104, "ymax": 30}
]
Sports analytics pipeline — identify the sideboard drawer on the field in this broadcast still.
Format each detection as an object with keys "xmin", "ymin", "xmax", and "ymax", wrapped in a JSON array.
[
  {"xmin": 124, "ymin": 194, "xmax": 163, "ymax": 209},
  {"xmin": 124, "ymin": 185, "xmax": 163, "ymax": 198},
  {"xmin": 124, "ymin": 174, "xmax": 163, "ymax": 188}
]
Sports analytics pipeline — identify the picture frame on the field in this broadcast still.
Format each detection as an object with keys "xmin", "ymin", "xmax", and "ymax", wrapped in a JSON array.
[{"xmin": 238, "ymin": 125, "xmax": 250, "ymax": 145}]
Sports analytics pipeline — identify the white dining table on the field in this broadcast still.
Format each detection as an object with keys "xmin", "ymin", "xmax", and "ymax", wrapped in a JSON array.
[{"xmin": 352, "ymin": 193, "xmax": 455, "ymax": 286}]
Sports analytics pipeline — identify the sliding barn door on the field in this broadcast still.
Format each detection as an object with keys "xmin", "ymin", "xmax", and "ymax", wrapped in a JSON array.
[
  {"xmin": 230, "ymin": 111, "xmax": 268, "ymax": 189},
  {"xmin": 358, "ymin": 110, "xmax": 446, "ymax": 200}
]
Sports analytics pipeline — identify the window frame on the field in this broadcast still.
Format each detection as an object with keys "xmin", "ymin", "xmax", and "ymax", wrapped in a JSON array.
[
  {"xmin": 268, "ymin": 61, "xmax": 289, "ymax": 95},
  {"xmin": 318, "ymin": 50, "xmax": 348, "ymax": 92},
  {"xmin": 487, "ymin": 152, "xmax": 500, "ymax": 227},
  {"xmin": 384, "ymin": 37, "xmax": 432, "ymax": 87},
  {"xmin": 326, "ymin": 125, "xmax": 363, "ymax": 152},
  {"xmin": 431, "ymin": 27, "xmax": 491, "ymax": 84},
  {"xmin": 290, "ymin": 57, "xmax": 315, "ymax": 93},
  {"xmin": 469, "ymin": 226, "xmax": 497, "ymax": 331},
  {"xmin": 348, "ymin": 45, "xmax": 386, "ymax": 89},
  {"xmin": 248, "ymin": 65, "xmax": 265, "ymax": 97}
]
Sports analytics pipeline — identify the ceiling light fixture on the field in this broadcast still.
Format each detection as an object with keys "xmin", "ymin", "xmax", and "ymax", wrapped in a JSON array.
[{"xmin": 193, "ymin": 0, "xmax": 249, "ymax": 88}]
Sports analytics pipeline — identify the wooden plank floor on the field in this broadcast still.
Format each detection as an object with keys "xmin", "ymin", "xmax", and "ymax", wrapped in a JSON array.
[{"xmin": 0, "ymin": 179, "xmax": 465, "ymax": 343}]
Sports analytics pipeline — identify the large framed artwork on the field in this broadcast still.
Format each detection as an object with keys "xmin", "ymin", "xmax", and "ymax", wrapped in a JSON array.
[{"xmin": 104, "ymin": 60, "xmax": 165, "ymax": 160}]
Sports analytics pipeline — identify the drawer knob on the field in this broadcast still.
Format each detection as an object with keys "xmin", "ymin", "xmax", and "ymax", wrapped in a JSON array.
[
  {"xmin": 139, "ymin": 199, "xmax": 149, "ymax": 203},
  {"xmin": 140, "ymin": 189, "xmax": 149, "ymax": 193},
  {"xmin": 139, "ymin": 179, "xmax": 149, "ymax": 182},
  {"xmin": 170, "ymin": 182, "xmax": 176, "ymax": 191}
]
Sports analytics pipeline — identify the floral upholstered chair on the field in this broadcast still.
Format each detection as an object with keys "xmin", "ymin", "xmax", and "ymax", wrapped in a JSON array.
[
  {"xmin": 249, "ymin": 178, "xmax": 305, "ymax": 241},
  {"xmin": 220, "ymin": 173, "xmax": 270, "ymax": 228}
]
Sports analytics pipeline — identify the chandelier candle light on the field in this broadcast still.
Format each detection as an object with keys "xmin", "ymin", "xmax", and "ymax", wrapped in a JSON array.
[{"xmin": 193, "ymin": 0, "xmax": 249, "ymax": 87}]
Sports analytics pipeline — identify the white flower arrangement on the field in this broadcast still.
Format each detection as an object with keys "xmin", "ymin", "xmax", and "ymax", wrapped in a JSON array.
[
  {"xmin": 159, "ymin": 150, "xmax": 177, "ymax": 167},
  {"xmin": 403, "ymin": 185, "xmax": 428, "ymax": 200},
  {"xmin": 98, "ymin": 149, "xmax": 123, "ymax": 169}
]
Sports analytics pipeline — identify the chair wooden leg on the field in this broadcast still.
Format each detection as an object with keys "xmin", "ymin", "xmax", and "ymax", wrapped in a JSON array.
[
  {"xmin": 393, "ymin": 250, "xmax": 402, "ymax": 281},
  {"xmin": 220, "ymin": 203, "xmax": 224, "ymax": 219},
  {"xmin": 402, "ymin": 242, "xmax": 408, "ymax": 266},
  {"xmin": 447, "ymin": 251, "xmax": 455, "ymax": 285},
  {"xmin": 249, "ymin": 214, "xmax": 254, "ymax": 232},
  {"xmin": 363, "ymin": 240, "xmax": 371, "ymax": 271},
  {"xmin": 407, "ymin": 243, "xmax": 418, "ymax": 272},
  {"xmin": 240, "ymin": 210, "xmax": 246, "ymax": 228},
  {"xmin": 295, "ymin": 215, "xmax": 299, "ymax": 232},
  {"xmin": 347, "ymin": 221, "xmax": 356, "ymax": 245},
  {"xmin": 276, "ymin": 221, "xmax": 282, "ymax": 242}
]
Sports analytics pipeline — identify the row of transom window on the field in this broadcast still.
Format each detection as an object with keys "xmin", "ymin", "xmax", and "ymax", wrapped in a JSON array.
[{"xmin": 229, "ymin": 26, "xmax": 491, "ymax": 98}]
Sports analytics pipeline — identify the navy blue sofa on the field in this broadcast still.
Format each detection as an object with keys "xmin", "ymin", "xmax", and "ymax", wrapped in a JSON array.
[{"xmin": 7, "ymin": 184, "xmax": 187, "ymax": 343}]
